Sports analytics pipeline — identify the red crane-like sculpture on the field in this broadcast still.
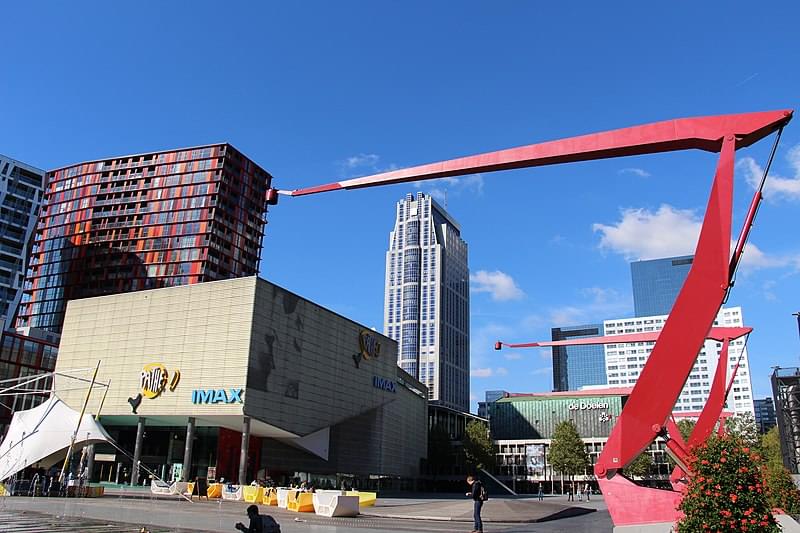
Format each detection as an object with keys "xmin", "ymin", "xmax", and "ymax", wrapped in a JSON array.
[{"xmin": 268, "ymin": 109, "xmax": 793, "ymax": 527}]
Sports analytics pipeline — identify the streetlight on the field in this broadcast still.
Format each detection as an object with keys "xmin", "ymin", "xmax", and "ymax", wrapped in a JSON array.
[{"xmin": 793, "ymin": 312, "xmax": 800, "ymax": 343}]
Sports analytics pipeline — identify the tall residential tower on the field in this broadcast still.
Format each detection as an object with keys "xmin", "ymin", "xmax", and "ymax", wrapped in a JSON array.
[
  {"xmin": 383, "ymin": 192, "xmax": 469, "ymax": 411},
  {"xmin": 0, "ymin": 155, "xmax": 46, "ymax": 331},
  {"xmin": 16, "ymin": 144, "xmax": 273, "ymax": 334},
  {"xmin": 604, "ymin": 306, "xmax": 755, "ymax": 415}
]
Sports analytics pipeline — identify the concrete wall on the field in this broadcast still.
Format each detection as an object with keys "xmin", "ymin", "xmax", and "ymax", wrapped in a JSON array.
[
  {"xmin": 54, "ymin": 278, "xmax": 256, "ymax": 422},
  {"xmin": 247, "ymin": 279, "xmax": 427, "ymax": 477}
]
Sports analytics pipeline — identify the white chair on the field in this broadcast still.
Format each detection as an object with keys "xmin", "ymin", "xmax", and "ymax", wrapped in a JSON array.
[
  {"xmin": 313, "ymin": 493, "xmax": 360, "ymax": 517},
  {"xmin": 276, "ymin": 487, "xmax": 291, "ymax": 508}
]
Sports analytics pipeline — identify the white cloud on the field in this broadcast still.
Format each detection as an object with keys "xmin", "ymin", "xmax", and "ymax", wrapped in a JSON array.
[
  {"xmin": 739, "ymin": 143, "xmax": 800, "ymax": 201},
  {"xmin": 471, "ymin": 368, "xmax": 494, "ymax": 378},
  {"xmin": 619, "ymin": 167, "xmax": 651, "ymax": 178},
  {"xmin": 547, "ymin": 286, "xmax": 632, "ymax": 327},
  {"xmin": 414, "ymin": 173, "xmax": 484, "ymax": 201},
  {"xmin": 592, "ymin": 203, "xmax": 800, "ymax": 274},
  {"xmin": 495, "ymin": 367, "xmax": 509, "ymax": 376},
  {"xmin": 593, "ymin": 204, "xmax": 700, "ymax": 260},
  {"xmin": 470, "ymin": 270, "xmax": 525, "ymax": 301},
  {"xmin": 531, "ymin": 366, "xmax": 552, "ymax": 376},
  {"xmin": 549, "ymin": 306, "xmax": 586, "ymax": 326},
  {"xmin": 580, "ymin": 287, "xmax": 620, "ymax": 305},
  {"xmin": 343, "ymin": 153, "xmax": 380, "ymax": 169},
  {"xmin": 503, "ymin": 352, "xmax": 523, "ymax": 361}
]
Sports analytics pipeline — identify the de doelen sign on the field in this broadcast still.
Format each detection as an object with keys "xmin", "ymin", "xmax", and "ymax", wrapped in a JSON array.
[{"xmin": 568, "ymin": 401, "xmax": 610, "ymax": 411}]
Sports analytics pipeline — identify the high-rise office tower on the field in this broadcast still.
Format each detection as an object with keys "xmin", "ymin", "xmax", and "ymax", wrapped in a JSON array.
[
  {"xmin": 630, "ymin": 255, "xmax": 693, "ymax": 317},
  {"xmin": 551, "ymin": 324, "xmax": 607, "ymax": 391},
  {"xmin": 754, "ymin": 397, "xmax": 777, "ymax": 434},
  {"xmin": 603, "ymin": 306, "xmax": 755, "ymax": 415},
  {"xmin": 0, "ymin": 155, "xmax": 46, "ymax": 331},
  {"xmin": 383, "ymin": 192, "xmax": 469, "ymax": 411},
  {"xmin": 16, "ymin": 144, "xmax": 273, "ymax": 334}
]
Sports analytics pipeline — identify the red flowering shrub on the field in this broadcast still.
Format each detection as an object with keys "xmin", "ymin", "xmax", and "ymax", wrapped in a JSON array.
[{"xmin": 676, "ymin": 434, "xmax": 779, "ymax": 532}]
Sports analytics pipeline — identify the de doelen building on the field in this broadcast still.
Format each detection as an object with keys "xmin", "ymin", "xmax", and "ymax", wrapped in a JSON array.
[{"xmin": 53, "ymin": 277, "xmax": 427, "ymax": 486}]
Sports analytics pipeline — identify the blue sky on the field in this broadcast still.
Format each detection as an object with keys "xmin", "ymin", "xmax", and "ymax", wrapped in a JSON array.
[{"xmin": 2, "ymin": 2, "xmax": 799, "ymax": 413}]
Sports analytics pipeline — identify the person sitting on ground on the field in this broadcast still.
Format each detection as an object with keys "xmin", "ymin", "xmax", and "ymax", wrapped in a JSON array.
[{"xmin": 235, "ymin": 504, "xmax": 281, "ymax": 533}]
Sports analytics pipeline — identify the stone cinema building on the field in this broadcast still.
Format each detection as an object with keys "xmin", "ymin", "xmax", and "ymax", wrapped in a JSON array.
[{"xmin": 53, "ymin": 276, "xmax": 427, "ymax": 488}]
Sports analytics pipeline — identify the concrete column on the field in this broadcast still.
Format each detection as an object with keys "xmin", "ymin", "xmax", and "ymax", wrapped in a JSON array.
[
  {"xmin": 182, "ymin": 417, "xmax": 195, "ymax": 482},
  {"xmin": 85, "ymin": 444, "xmax": 95, "ymax": 483},
  {"xmin": 238, "ymin": 416, "xmax": 251, "ymax": 485},
  {"xmin": 131, "ymin": 417, "xmax": 145, "ymax": 486}
]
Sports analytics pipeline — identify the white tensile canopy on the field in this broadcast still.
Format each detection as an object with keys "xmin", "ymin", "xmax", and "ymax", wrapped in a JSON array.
[{"xmin": 0, "ymin": 395, "xmax": 111, "ymax": 481}]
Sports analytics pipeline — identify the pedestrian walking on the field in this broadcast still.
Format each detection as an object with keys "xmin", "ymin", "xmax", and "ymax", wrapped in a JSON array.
[
  {"xmin": 584, "ymin": 483, "xmax": 591, "ymax": 502},
  {"xmin": 466, "ymin": 475, "xmax": 486, "ymax": 533},
  {"xmin": 577, "ymin": 483, "xmax": 582, "ymax": 501},
  {"xmin": 537, "ymin": 483, "xmax": 543, "ymax": 501},
  {"xmin": 566, "ymin": 485, "xmax": 573, "ymax": 501}
]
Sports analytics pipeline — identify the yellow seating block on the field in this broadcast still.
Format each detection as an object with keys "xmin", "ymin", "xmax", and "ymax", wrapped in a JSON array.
[
  {"xmin": 0, "ymin": 483, "xmax": 8, "ymax": 497},
  {"xmin": 346, "ymin": 491, "xmax": 377, "ymax": 506},
  {"xmin": 263, "ymin": 488, "xmax": 278, "ymax": 506},
  {"xmin": 287, "ymin": 491, "xmax": 315, "ymax": 512},
  {"xmin": 243, "ymin": 486, "xmax": 264, "ymax": 503},
  {"xmin": 207, "ymin": 483, "xmax": 222, "ymax": 499}
]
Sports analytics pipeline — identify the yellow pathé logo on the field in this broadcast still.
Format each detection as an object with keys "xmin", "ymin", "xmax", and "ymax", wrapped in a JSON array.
[
  {"xmin": 359, "ymin": 330, "xmax": 381, "ymax": 360},
  {"xmin": 140, "ymin": 363, "xmax": 180, "ymax": 399}
]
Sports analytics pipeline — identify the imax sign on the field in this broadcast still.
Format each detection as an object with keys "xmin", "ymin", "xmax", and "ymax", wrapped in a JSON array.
[
  {"xmin": 191, "ymin": 388, "xmax": 244, "ymax": 404},
  {"xmin": 373, "ymin": 376, "xmax": 396, "ymax": 393}
]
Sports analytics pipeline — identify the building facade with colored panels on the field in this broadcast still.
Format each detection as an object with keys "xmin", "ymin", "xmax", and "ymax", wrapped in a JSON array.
[
  {"xmin": 53, "ymin": 276, "xmax": 428, "ymax": 488},
  {"xmin": 0, "ymin": 329, "xmax": 59, "ymax": 436},
  {"xmin": 16, "ymin": 144, "xmax": 273, "ymax": 333}
]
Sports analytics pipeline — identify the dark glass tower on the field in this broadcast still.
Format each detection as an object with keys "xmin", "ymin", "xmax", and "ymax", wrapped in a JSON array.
[
  {"xmin": 630, "ymin": 255, "xmax": 693, "ymax": 317},
  {"xmin": 551, "ymin": 324, "xmax": 606, "ymax": 392}
]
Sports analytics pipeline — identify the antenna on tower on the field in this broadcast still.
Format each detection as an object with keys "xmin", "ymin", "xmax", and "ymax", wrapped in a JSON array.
[{"xmin": 444, "ymin": 190, "xmax": 448, "ymax": 209}]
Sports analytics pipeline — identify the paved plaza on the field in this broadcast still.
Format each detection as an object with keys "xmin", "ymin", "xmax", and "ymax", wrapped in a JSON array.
[{"xmin": 0, "ymin": 493, "xmax": 614, "ymax": 532}]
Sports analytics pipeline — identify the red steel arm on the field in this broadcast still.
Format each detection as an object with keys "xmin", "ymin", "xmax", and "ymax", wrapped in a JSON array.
[
  {"xmin": 278, "ymin": 110, "xmax": 791, "ymax": 197},
  {"xmin": 594, "ymin": 136, "xmax": 737, "ymax": 477},
  {"xmin": 493, "ymin": 327, "xmax": 751, "ymax": 349},
  {"xmin": 276, "ymin": 110, "xmax": 792, "ymax": 520}
]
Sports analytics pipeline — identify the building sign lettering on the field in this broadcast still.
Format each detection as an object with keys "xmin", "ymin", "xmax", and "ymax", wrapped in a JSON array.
[
  {"xmin": 192, "ymin": 388, "xmax": 244, "ymax": 404},
  {"xmin": 567, "ymin": 401, "xmax": 609, "ymax": 411},
  {"xmin": 353, "ymin": 330, "xmax": 382, "ymax": 368},
  {"xmin": 130, "ymin": 363, "xmax": 181, "ymax": 414},
  {"xmin": 373, "ymin": 376, "xmax": 396, "ymax": 393}
]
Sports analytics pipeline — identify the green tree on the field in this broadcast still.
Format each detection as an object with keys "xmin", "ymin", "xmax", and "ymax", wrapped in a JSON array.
[
  {"xmin": 462, "ymin": 420, "xmax": 494, "ymax": 471},
  {"xmin": 677, "ymin": 434, "xmax": 778, "ymax": 532},
  {"xmin": 725, "ymin": 412, "xmax": 760, "ymax": 449},
  {"xmin": 667, "ymin": 420, "xmax": 697, "ymax": 469},
  {"xmin": 760, "ymin": 427, "xmax": 800, "ymax": 513},
  {"xmin": 548, "ymin": 420, "xmax": 590, "ymax": 491},
  {"xmin": 624, "ymin": 452, "xmax": 654, "ymax": 479},
  {"xmin": 761, "ymin": 426, "xmax": 782, "ymax": 468},
  {"xmin": 428, "ymin": 424, "xmax": 453, "ymax": 477},
  {"xmin": 676, "ymin": 419, "xmax": 696, "ymax": 442}
]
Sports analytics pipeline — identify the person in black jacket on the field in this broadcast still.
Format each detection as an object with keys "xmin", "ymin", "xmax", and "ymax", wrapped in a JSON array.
[
  {"xmin": 465, "ymin": 475, "xmax": 484, "ymax": 533},
  {"xmin": 235, "ymin": 505, "xmax": 264, "ymax": 533}
]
